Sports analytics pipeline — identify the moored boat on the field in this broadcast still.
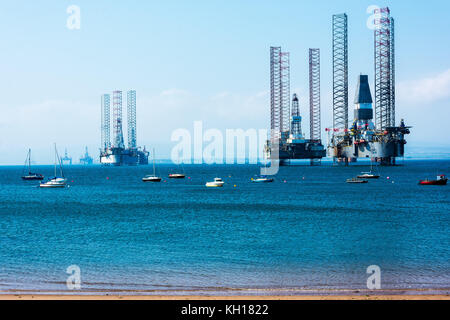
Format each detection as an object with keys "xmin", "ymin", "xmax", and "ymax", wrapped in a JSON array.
[
  {"xmin": 357, "ymin": 173, "xmax": 380, "ymax": 179},
  {"xmin": 206, "ymin": 178, "xmax": 224, "ymax": 188},
  {"xmin": 251, "ymin": 176, "xmax": 274, "ymax": 183},
  {"xmin": 22, "ymin": 173, "xmax": 44, "ymax": 181},
  {"xmin": 21, "ymin": 149, "xmax": 44, "ymax": 181},
  {"xmin": 346, "ymin": 178, "xmax": 368, "ymax": 184},
  {"xmin": 40, "ymin": 177, "xmax": 67, "ymax": 188},
  {"xmin": 142, "ymin": 175, "xmax": 162, "ymax": 182},
  {"xmin": 419, "ymin": 175, "xmax": 447, "ymax": 186},
  {"xmin": 40, "ymin": 144, "xmax": 66, "ymax": 188},
  {"xmin": 143, "ymin": 148, "xmax": 161, "ymax": 182},
  {"xmin": 169, "ymin": 173, "xmax": 185, "ymax": 179}
]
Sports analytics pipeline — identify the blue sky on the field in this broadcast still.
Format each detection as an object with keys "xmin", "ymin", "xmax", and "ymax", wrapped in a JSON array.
[{"xmin": 0, "ymin": 0, "xmax": 449, "ymax": 164}]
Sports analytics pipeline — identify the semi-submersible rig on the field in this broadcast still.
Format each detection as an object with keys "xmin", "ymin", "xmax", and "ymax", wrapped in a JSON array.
[
  {"xmin": 100, "ymin": 90, "xmax": 149, "ymax": 166},
  {"xmin": 266, "ymin": 8, "xmax": 410, "ymax": 166}
]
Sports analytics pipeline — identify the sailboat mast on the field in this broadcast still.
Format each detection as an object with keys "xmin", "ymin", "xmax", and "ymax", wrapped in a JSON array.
[
  {"xmin": 153, "ymin": 148, "xmax": 156, "ymax": 176},
  {"xmin": 28, "ymin": 149, "xmax": 31, "ymax": 173},
  {"xmin": 54, "ymin": 144, "xmax": 57, "ymax": 177}
]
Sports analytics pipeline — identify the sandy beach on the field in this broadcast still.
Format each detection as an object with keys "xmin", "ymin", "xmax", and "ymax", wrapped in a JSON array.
[{"xmin": 1, "ymin": 294, "xmax": 449, "ymax": 300}]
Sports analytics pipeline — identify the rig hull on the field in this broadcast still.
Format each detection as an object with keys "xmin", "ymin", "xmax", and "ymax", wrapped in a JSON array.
[{"xmin": 100, "ymin": 147, "xmax": 149, "ymax": 166}]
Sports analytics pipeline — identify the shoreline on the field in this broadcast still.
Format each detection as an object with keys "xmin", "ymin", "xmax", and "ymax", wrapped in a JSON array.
[{"xmin": 1, "ymin": 288, "xmax": 449, "ymax": 300}]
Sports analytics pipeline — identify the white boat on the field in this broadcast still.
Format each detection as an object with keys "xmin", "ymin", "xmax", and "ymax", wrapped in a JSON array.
[
  {"xmin": 169, "ymin": 173, "xmax": 185, "ymax": 179},
  {"xmin": 142, "ymin": 148, "xmax": 161, "ymax": 182},
  {"xmin": 40, "ymin": 177, "xmax": 67, "ymax": 188},
  {"xmin": 357, "ymin": 172, "xmax": 380, "ymax": 179},
  {"xmin": 142, "ymin": 175, "xmax": 161, "ymax": 182},
  {"xmin": 252, "ymin": 177, "xmax": 274, "ymax": 183},
  {"xmin": 40, "ymin": 144, "xmax": 67, "ymax": 188},
  {"xmin": 206, "ymin": 178, "xmax": 224, "ymax": 188},
  {"xmin": 357, "ymin": 156, "xmax": 380, "ymax": 179}
]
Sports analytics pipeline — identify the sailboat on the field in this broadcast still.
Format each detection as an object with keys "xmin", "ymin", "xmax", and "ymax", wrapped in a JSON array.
[
  {"xmin": 252, "ymin": 157, "xmax": 274, "ymax": 183},
  {"xmin": 142, "ymin": 149, "xmax": 161, "ymax": 182},
  {"xmin": 40, "ymin": 144, "xmax": 67, "ymax": 188},
  {"xmin": 357, "ymin": 156, "xmax": 380, "ymax": 179},
  {"xmin": 169, "ymin": 161, "xmax": 186, "ymax": 179},
  {"xmin": 21, "ymin": 149, "xmax": 44, "ymax": 181}
]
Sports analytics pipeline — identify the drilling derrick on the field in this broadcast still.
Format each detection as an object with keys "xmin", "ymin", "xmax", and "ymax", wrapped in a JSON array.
[
  {"xmin": 127, "ymin": 90, "xmax": 137, "ymax": 149},
  {"xmin": 390, "ymin": 17, "xmax": 396, "ymax": 127},
  {"xmin": 332, "ymin": 14, "xmax": 349, "ymax": 147},
  {"xmin": 101, "ymin": 94, "xmax": 111, "ymax": 151},
  {"xmin": 290, "ymin": 94, "xmax": 302, "ymax": 138},
  {"xmin": 374, "ymin": 7, "xmax": 392, "ymax": 131},
  {"xmin": 270, "ymin": 47, "xmax": 290, "ymax": 142},
  {"xmin": 309, "ymin": 49, "xmax": 322, "ymax": 165},
  {"xmin": 113, "ymin": 90, "xmax": 125, "ymax": 149},
  {"xmin": 270, "ymin": 47, "xmax": 281, "ymax": 141},
  {"xmin": 309, "ymin": 49, "xmax": 321, "ymax": 142}
]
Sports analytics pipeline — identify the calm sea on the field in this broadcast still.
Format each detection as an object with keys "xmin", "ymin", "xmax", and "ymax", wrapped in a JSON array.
[{"xmin": 0, "ymin": 160, "xmax": 449, "ymax": 295}]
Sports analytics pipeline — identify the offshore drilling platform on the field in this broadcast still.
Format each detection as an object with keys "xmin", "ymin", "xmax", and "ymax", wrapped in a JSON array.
[
  {"xmin": 100, "ymin": 90, "xmax": 149, "ymax": 166},
  {"xmin": 265, "ymin": 47, "xmax": 326, "ymax": 165},
  {"xmin": 266, "ymin": 7, "xmax": 410, "ymax": 166}
]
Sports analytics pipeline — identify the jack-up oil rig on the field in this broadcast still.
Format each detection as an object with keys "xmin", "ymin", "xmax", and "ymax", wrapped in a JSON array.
[
  {"xmin": 265, "ymin": 47, "xmax": 326, "ymax": 165},
  {"xmin": 100, "ymin": 90, "xmax": 149, "ymax": 166},
  {"xmin": 328, "ymin": 10, "xmax": 410, "ymax": 165},
  {"xmin": 266, "ymin": 8, "xmax": 410, "ymax": 166}
]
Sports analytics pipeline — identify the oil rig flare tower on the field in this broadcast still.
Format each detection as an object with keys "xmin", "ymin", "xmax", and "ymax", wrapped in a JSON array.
[
  {"xmin": 266, "ymin": 46, "xmax": 326, "ymax": 165},
  {"xmin": 328, "ymin": 8, "xmax": 410, "ymax": 165},
  {"xmin": 100, "ymin": 90, "xmax": 149, "ymax": 166}
]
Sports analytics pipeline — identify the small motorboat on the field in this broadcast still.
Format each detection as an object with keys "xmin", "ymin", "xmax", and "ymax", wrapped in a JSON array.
[
  {"xmin": 346, "ymin": 178, "xmax": 368, "ymax": 184},
  {"xmin": 419, "ymin": 175, "xmax": 448, "ymax": 186},
  {"xmin": 251, "ymin": 176, "xmax": 274, "ymax": 183},
  {"xmin": 40, "ymin": 177, "xmax": 67, "ymax": 188},
  {"xmin": 357, "ymin": 172, "xmax": 380, "ymax": 179},
  {"xmin": 142, "ymin": 175, "xmax": 162, "ymax": 182},
  {"xmin": 143, "ymin": 149, "xmax": 161, "ymax": 182},
  {"xmin": 206, "ymin": 178, "xmax": 224, "ymax": 188},
  {"xmin": 169, "ymin": 173, "xmax": 185, "ymax": 179}
]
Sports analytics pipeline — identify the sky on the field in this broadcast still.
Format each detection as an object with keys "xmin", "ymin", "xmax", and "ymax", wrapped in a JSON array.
[{"xmin": 0, "ymin": 0, "xmax": 449, "ymax": 164}]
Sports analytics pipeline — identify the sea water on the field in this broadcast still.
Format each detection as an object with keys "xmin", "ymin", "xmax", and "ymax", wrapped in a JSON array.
[{"xmin": 0, "ymin": 160, "xmax": 449, "ymax": 295}]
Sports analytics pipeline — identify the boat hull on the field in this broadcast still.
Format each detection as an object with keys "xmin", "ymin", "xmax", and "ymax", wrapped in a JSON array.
[
  {"xmin": 347, "ymin": 179, "xmax": 368, "ymax": 184},
  {"xmin": 357, "ymin": 175, "xmax": 380, "ymax": 179},
  {"xmin": 419, "ymin": 179, "xmax": 447, "ymax": 186},
  {"xmin": 22, "ymin": 176, "xmax": 44, "ymax": 181},
  {"xmin": 252, "ymin": 178, "xmax": 274, "ymax": 183},
  {"xmin": 39, "ymin": 184, "xmax": 66, "ymax": 188},
  {"xmin": 206, "ymin": 182, "xmax": 224, "ymax": 187},
  {"xmin": 142, "ymin": 178, "xmax": 162, "ymax": 182},
  {"xmin": 169, "ymin": 174, "xmax": 185, "ymax": 179}
]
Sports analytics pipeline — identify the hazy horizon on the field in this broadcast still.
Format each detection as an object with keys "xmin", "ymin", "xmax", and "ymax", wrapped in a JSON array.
[{"xmin": 1, "ymin": 0, "xmax": 449, "ymax": 164}]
